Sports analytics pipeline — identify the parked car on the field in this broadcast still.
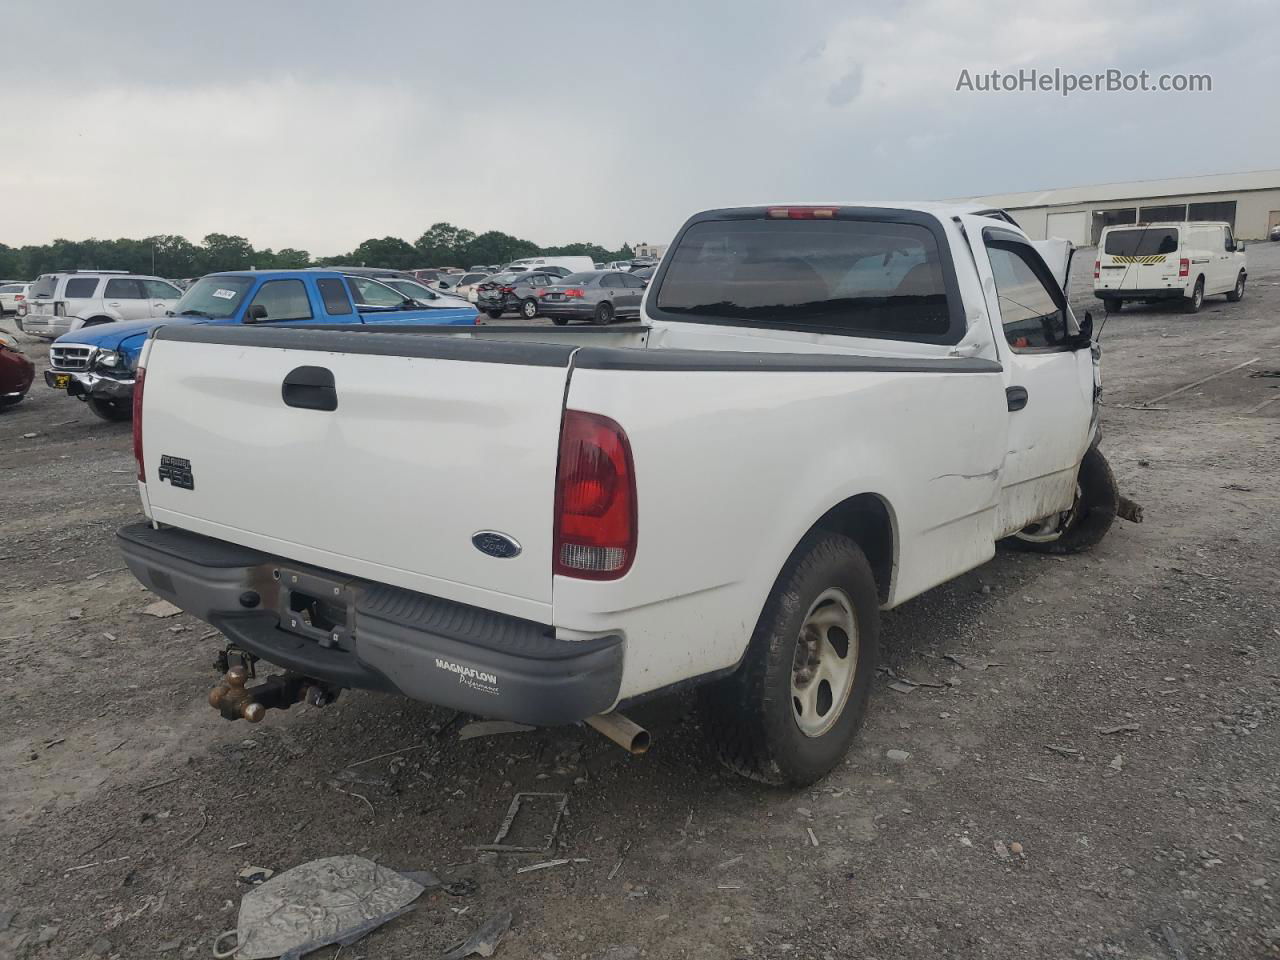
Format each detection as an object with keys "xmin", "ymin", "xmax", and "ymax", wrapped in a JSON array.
[
  {"xmin": 628, "ymin": 259, "xmax": 658, "ymax": 272},
  {"xmin": 0, "ymin": 282, "xmax": 29, "ymax": 314},
  {"xmin": 1269, "ymin": 224, "xmax": 1280, "ymax": 242},
  {"xmin": 505, "ymin": 256, "xmax": 595, "ymax": 275},
  {"xmin": 44, "ymin": 270, "xmax": 479, "ymax": 421},
  {"xmin": 20, "ymin": 271, "xmax": 183, "ymax": 338},
  {"xmin": 469, "ymin": 265, "xmax": 502, "ymax": 273},
  {"xmin": 537, "ymin": 271, "xmax": 647, "ymax": 325},
  {"xmin": 314, "ymin": 267, "xmax": 473, "ymax": 310},
  {"xmin": 117, "ymin": 201, "xmax": 1134, "ymax": 785},
  {"xmin": 475, "ymin": 270, "xmax": 561, "ymax": 319},
  {"xmin": 0, "ymin": 331, "xmax": 35, "ymax": 409},
  {"xmin": 450, "ymin": 272, "xmax": 493, "ymax": 303},
  {"xmin": 1094, "ymin": 221, "xmax": 1246, "ymax": 313},
  {"xmin": 630, "ymin": 265, "xmax": 655, "ymax": 282}
]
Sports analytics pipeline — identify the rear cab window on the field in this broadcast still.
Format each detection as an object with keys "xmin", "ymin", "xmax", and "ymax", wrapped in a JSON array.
[
  {"xmin": 316, "ymin": 277, "xmax": 353, "ymax": 315},
  {"xmin": 650, "ymin": 209, "xmax": 963, "ymax": 344},
  {"xmin": 1103, "ymin": 228, "xmax": 1179, "ymax": 257}
]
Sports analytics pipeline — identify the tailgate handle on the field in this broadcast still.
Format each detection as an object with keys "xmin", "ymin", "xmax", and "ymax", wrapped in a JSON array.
[
  {"xmin": 1006, "ymin": 385, "xmax": 1029, "ymax": 412},
  {"xmin": 282, "ymin": 366, "xmax": 338, "ymax": 411}
]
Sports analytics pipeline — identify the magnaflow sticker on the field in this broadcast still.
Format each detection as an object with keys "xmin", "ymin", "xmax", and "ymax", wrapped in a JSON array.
[{"xmin": 434, "ymin": 658, "xmax": 499, "ymax": 696}]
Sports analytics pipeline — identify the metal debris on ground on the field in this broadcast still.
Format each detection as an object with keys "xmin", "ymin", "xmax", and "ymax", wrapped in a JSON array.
[
  {"xmin": 142, "ymin": 599, "xmax": 182, "ymax": 618},
  {"xmin": 214, "ymin": 855, "xmax": 425, "ymax": 960},
  {"xmin": 440, "ymin": 909, "xmax": 512, "ymax": 960},
  {"xmin": 608, "ymin": 840, "xmax": 632, "ymax": 881},
  {"xmin": 477, "ymin": 792, "xmax": 568, "ymax": 854},
  {"xmin": 457, "ymin": 720, "xmax": 536, "ymax": 741},
  {"xmin": 1097, "ymin": 723, "xmax": 1140, "ymax": 735},
  {"xmin": 515, "ymin": 858, "xmax": 588, "ymax": 874},
  {"xmin": 1044, "ymin": 744, "xmax": 1081, "ymax": 758},
  {"xmin": 806, "ymin": 828, "xmax": 819, "ymax": 848},
  {"xmin": 944, "ymin": 653, "xmax": 1005, "ymax": 671}
]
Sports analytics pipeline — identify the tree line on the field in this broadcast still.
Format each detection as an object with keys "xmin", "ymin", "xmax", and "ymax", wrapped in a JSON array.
[{"xmin": 0, "ymin": 223, "xmax": 636, "ymax": 280}]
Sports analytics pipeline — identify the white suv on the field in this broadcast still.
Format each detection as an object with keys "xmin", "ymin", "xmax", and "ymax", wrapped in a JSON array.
[{"xmin": 19, "ymin": 271, "xmax": 183, "ymax": 338}]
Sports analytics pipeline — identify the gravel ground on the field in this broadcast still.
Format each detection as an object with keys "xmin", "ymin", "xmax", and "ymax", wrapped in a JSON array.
[{"xmin": 1, "ymin": 246, "xmax": 1278, "ymax": 960}]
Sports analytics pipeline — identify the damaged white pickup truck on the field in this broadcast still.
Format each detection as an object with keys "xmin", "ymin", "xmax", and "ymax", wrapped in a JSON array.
[{"xmin": 118, "ymin": 203, "xmax": 1139, "ymax": 784}]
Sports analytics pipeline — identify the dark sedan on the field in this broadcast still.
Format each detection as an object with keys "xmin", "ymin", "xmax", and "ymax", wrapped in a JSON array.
[
  {"xmin": 475, "ymin": 271, "xmax": 561, "ymax": 319},
  {"xmin": 537, "ymin": 271, "xmax": 646, "ymax": 325},
  {"xmin": 0, "ymin": 331, "xmax": 35, "ymax": 409}
]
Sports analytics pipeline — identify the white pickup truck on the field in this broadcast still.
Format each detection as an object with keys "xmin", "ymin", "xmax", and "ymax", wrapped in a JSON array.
[{"xmin": 118, "ymin": 203, "xmax": 1135, "ymax": 785}]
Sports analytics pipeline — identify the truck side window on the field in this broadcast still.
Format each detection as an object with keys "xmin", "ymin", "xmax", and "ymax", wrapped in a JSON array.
[
  {"xmin": 985, "ymin": 243, "xmax": 1069, "ymax": 351},
  {"xmin": 316, "ymin": 278, "xmax": 353, "ymax": 316},
  {"xmin": 1223, "ymin": 226, "xmax": 1234, "ymax": 251},
  {"xmin": 64, "ymin": 277, "xmax": 100, "ymax": 299},
  {"xmin": 248, "ymin": 279, "xmax": 313, "ymax": 322},
  {"xmin": 105, "ymin": 278, "xmax": 146, "ymax": 299}
]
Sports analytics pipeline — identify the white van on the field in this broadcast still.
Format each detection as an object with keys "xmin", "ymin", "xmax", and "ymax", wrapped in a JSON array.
[
  {"xmin": 1094, "ymin": 221, "xmax": 1247, "ymax": 313},
  {"xmin": 505, "ymin": 256, "xmax": 596, "ymax": 274}
]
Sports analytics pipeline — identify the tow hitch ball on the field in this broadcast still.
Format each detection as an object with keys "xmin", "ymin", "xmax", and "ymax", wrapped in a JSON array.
[{"xmin": 208, "ymin": 648, "xmax": 338, "ymax": 723}]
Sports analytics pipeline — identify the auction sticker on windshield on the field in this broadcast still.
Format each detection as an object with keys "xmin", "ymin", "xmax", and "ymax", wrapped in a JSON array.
[{"xmin": 211, "ymin": 289, "xmax": 237, "ymax": 300}]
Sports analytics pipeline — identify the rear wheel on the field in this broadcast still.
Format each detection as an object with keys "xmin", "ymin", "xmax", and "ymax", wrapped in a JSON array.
[
  {"xmin": 1183, "ymin": 277, "xmax": 1204, "ymax": 313},
  {"xmin": 550, "ymin": 317, "xmax": 569, "ymax": 326},
  {"xmin": 698, "ymin": 533, "xmax": 879, "ymax": 785},
  {"xmin": 1226, "ymin": 271, "xmax": 1246, "ymax": 302},
  {"xmin": 520, "ymin": 298, "xmax": 539, "ymax": 320},
  {"xmin": 485, "ymin": 309, "xmax": 503, "ymax": 320},
  {"xmin": 88, "ymin": 396, "xmax": 132, "ymax": 422},
  {"xmin": 592, "ymin": 302, "xmax": 614, "ymax": 326},
  {"xmin": 1009, "ymin": 445, "xmax": 1118, "ymax": 555}
]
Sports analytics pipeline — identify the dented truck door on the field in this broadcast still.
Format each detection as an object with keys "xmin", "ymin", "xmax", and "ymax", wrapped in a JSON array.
[{"xmin": 960, "ymin": 217, "xmax": 1095, "ymax": 538}]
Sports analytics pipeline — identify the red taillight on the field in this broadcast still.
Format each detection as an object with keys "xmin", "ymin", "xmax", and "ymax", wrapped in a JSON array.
[
  {"xmin": 132, "ymin": 367, "xmax": 146, "ymax": 481},
  {"xmin": 1179, "ymin": 258, "xmax": 1189, "ymax": 278},
  {"xmin": 1093, "ymin": 260, "xmax": 1100, "ymax": 279},
  {"xmin": 564, "ymin": 288, "xmax": 585, "ymax": 298},
  {"xmin": 14, "ymin": 294, "xmax": 23, "ymax": 302},
  {"xmin": 499, "ymin": 285, "xmax": 514, "ymax": 294},
  {"xmin": 54, "ymin": 301, "xmax": 66, "ymax": 317},
  {"xmin": 553, "ymin": 410, "xmax": 636, "ymax": 580},
  {"xmin": 766, "ymin": 206, "xmax": 838, "ymax": 219}
]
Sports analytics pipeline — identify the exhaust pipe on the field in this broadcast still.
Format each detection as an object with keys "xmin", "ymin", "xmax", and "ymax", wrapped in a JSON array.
[{"xmin": 586, "ymin": 712, "xmax": 650, "ymax": 755}]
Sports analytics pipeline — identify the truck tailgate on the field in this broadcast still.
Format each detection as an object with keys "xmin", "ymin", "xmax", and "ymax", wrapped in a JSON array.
[{"xmin": 139, "ymin": 326, "xmax": 575, "ymax": 620}]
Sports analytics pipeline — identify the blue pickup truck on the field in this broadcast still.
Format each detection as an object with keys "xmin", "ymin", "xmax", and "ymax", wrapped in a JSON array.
[{"xmin": 45, "ymin": 269, "xmax": 478, "ymax": 420}]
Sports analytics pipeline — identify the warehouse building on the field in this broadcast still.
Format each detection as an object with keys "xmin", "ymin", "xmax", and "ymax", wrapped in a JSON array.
[{"xmin": 966, "ymin": 169, "xmax": 1280, "ymax": 246}]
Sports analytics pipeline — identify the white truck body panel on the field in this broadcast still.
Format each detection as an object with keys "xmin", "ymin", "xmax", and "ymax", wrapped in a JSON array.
[{"xmin": 141, "ymin": 338, "xmax": 569, "ymax": 622}]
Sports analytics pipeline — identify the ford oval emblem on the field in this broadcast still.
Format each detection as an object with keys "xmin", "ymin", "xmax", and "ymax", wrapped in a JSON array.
[{"xmin": 472, "ymin": 531, "xmax": 522, "ymax": 559}]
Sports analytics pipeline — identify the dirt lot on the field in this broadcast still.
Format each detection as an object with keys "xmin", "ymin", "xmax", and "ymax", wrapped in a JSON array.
[{"xmin": 2, "ymin": 247, "xmax": 1279, "ymax": 960}]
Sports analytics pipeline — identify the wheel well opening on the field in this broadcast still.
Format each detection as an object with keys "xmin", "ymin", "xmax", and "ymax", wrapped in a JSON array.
[{"xmin": 813, "ymin": 494, "xmax": 895, "ymax": 603}]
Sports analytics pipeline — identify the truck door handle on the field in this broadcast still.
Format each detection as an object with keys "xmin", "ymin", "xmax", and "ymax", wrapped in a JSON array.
[
  {"xmin": 282, "ymin": 366, "xmax": 338, "ymax": 411},
  {"xmin": 1006, "ymin": 386, "xmax": 1029, "ymax": 411}
]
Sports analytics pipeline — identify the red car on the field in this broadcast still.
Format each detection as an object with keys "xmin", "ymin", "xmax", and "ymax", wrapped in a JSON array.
[{"xmin": 0, "ymin": 332, "xmax": 35, "ymax": 409}]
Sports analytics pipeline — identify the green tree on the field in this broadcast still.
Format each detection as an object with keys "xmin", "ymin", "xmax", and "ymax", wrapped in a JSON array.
[
  {"xmin": 459, "ymin": 231, "xmax": 540, "ymax": 267},
  {"xmin": 197, "ymin": 233, "xmax": 255, "ymax": 273},
  {"xmin": 145, "ymin": 234, "xmax": 200, "ymax": 277},
  {"xmin": 414, "ymin": 222, "xmax": 476, "ymax": 266},
  {"xmin": 346, "ymin": 236, "xmax": 418, "ymax": 269},
  {"xmin": 272, "ymin": 247, "xmax": 311, "ymax": 269}
]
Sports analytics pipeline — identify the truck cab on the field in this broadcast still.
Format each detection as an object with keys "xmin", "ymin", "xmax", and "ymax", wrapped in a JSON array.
[{"xmin": 45, "ymin": 269, "xmax": 479, "ymax": 420}]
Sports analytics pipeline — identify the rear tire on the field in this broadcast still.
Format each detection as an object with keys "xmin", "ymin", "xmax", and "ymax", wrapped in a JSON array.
[
  {"xmin": 1008, "ymin": 445, "xmax": 1118, "ymax": 555},
  {"xmin": 520, "ymin": 298, "xmax": 539, "ymax": 320},
  {"xmin": 1183, "ymin": 278, "xmax": 1204, "ymax": 313},
  {"xmin": 550, "ymin": 317, "xmax": 569, "ymax": 326},
  {"xmin": 88, "ymin": 396, "xmax": 132, "ymax": 422},
  {"xmin": 698, "ymin": 533, "xmax": 879, "ymax": 786},
  {"xmin": 1226, "ymin": 271, "xmax": 1245, "ymax": 302},
  {"xmin": 485, "ymin": 309, "xmax": 503, "ymax": 320},
  {"xmin": 592, "ymin": 302, "xmax": 614, "ymax": 326}
]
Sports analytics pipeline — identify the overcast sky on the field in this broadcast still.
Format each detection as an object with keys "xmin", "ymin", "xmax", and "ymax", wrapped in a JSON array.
[{"xmin": 2, "ymin": 0, "xmax": 1276, "ymax": 254}]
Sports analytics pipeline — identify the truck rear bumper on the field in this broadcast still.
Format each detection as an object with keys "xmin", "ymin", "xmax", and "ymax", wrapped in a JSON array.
[
  {"xmin": 117, "ymin": 522, "xmax": 623, "ymax": 725},
  {"xmin": 1094, "ymin": 288, "xmax": 1185, "ymax": 301}
]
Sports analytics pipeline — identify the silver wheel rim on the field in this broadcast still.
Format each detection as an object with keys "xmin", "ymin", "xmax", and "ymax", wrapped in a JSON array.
[
  {"xmin": 523, "ymin": 301, "xmax": 536, "ymax": 318},
  {"xmin": 1236, "ymin": 276, "xmax": 1244, "ymax": 297},
  {"xmin": 1193, "ymin": 285, "xmax": 1202, "ymax": 308},
  {"xmin": 790, "ymin": 588, "xmax": 858, "ymax": 738},
  {"xmin": 1015, "ymin": 482, "xmax": 1082, "ymax": 543}
]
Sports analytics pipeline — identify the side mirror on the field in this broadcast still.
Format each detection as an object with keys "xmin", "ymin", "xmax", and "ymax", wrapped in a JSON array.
[
  {"xmin": 1235, "ymin": 241, "xmax": 1245, "ymax": 252},
  {"xmin": 246, "ymin": 304, "xmax": 268, "ymax": 322},
  {"xmin": 1075, "ymin": 310, "xmax": 1094, "ymax": 346}
]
